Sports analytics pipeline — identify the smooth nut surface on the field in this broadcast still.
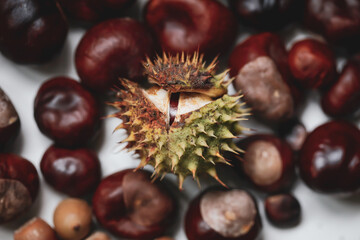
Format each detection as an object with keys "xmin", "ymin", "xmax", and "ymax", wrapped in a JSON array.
[
  {"xmin": 265, "ymin": 194, "xmax": 301, "ymax": 227},
  {"xmin": 14, "ymin": 217, "xmax": 58, "ymax": 240},
  {"xmin": 85, "ymin": 232, "xmax": 111, "ymax": 240},
  {"xmin": 53, "ymin": 198, "xmax": 92, "ymax": 240}
]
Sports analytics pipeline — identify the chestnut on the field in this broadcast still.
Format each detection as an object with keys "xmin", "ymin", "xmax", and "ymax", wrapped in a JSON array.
[
  {"xmin": 0, "ymin": 153, "xmax": 39, "ymax": 223},
  {"xmin": 58, "ymin": 0, "xmax": 135, "ymax": 23},
  {"xmin": 229, "ymin": 32, "xmax": 295, "ymax": 122},
  {"xmin": 0, "ymin": 88, "xmax": 20, "ymax": 152},
  {"xmin": 299, "ymin": 120, "xmax": 360, "ymax": 194},
  {"xmin": 53, "ymin": 198, "xmax": 92, "ymax": 240},
  {"xmin": 85, "ymin": 232, "xmax": 111, "ymax": 240},
  {"xmin": 92, "ymin": 169, "xmax": 176, "ymax": 239},
  {"xmin": 144, "ymin": 0, "xmax": 237, "ymax": 57},
  {"xmin": 34, "ymin": 77, "xmax": 101, "ymax": 148},
  {"xmin": 276, "ymin": 118, "xmax": 307, "ymax": 152},
  {"xmin": 304, "ymin": 0, "xmax": 360, "ymax": 47},
  {"xmin": 75, "ymin": 18, "xmax": 155, "ymax": 93},
  {"xmin": 265, "ymin": 194, "xmax": 301, "ymax": 227},
  {"xmin": 288, "ymin": 39, "xmax": 337, "ymax": 90},
  {"xmin": 14, "ymin": 217, "xmax": 58, "ymax": 240},
  {"xmin": 0, "ymin": 0, "xmax": 68, "ymax": 64},
  {"xmin": 321, "ymin": 54, "xmax": 360, "ymax": 117},
  {"xmin": 185, "ymin": 188, "xmax": 262, "ymax": 240},
  {"xmin": 229, "ymin": 0, "xmax": 304, "ymax": 30},
  {"xmin": 40, "ymin": 145, "xmax": 101, "ymax": 197},
  {"xmin": 236, "ymin": 134, "xmax": 295, "ymax": 193}
]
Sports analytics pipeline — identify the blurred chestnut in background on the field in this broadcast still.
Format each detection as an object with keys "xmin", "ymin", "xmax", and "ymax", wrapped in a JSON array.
[
  {"xmin": 288, "ymin": 39, "xmax": 336, "ymax": 90},
  {"xmin": 229, "ymin": 33, "xmax": 295, "ymax": 122},
  {"xmin": 0, "ymin": 88, "xmax": 20, "ymax": 152},
  {"xmin": 58, "ymin": 0, "xmax": 135, "ymax": 23},
  {"xmin": 144, "ymin": 0, "xmax": 237, "ymax": 57},
  {"xmin": 76, "ymin": 18, "xmax": 155, "ymax": 93},
  {"xmin": 86, "ymin": 232, "xmax": 111, "ymax": 240},
  {"xmin": 299, "ymin": 120, "xmax": 360, "ymax": 193},
  {"xmin": 93, "ymin": 169, "xmax": 176, "ymax": 239},
  {"xmin": 265, "ymin": 193, "xmax": 301, "ymax": 227},
  {"xmin": 0, "ymin": 0, "xmax": 68, "ymax": 64},
  {"xmin": 229, "ymin": 0, "xmax": 304, "ymax": 30},
  {"xmin": 14, "ymin": 218, "xmax": 58, "ymax": 240},
  {"xmin": 276, "ymin": 118, "xmax": 307, "ymax": 152},
  {"xmin": 0, "ymin": 154, "xmax": 39, "ymax": 223},
  {"xmin": 41, "ymin": 145, "xmax": 101, "ymax": 197},
  {"xmin": 236, "ymin": 134, "xmax": 295, "ymax": 193},
  {"xmin": 321, "ymin": 54, "xmax": 360, "ymax": 117},
  {"xmin": 34, "ymin": 77, "xmax": 101, "ymax": 148},
  {"xmin": 185, "ymin": 188, "xmax": 261, "ymax": 240},
  {"xmin": 304, "ymin": 0, "xmax": 360, "ymax": 47}
]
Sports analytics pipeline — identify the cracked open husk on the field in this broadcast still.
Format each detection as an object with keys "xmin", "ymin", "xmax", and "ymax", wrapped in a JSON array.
[{"xmin": 110, "ymin": 52, "xmax": 249, "ymax": 189}]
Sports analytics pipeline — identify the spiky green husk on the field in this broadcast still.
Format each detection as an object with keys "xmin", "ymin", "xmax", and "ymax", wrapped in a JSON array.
[
  {"xmin": 144, "ymin": 52, "xmax": 231, "ymax": 97},
  {"xmin": 111, "ymin": 79, "xmax": 249, "ymax": 189}
]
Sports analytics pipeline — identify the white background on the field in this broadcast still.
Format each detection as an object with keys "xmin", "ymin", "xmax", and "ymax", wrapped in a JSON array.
[{"xmin": 1, "ymin": 0, "xmax": 360, "ymax": 239}]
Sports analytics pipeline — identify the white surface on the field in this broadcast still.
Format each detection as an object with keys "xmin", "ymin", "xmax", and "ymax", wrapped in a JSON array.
[{"xmin": 1, "ymin": 1, "xmax": 360, "ymax": 239}]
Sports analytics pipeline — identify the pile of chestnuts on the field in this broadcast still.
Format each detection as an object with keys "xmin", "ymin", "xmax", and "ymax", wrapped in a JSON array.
[{"xmin": 0, "ymin": 0, "xmax": 360, "ymax": 239}]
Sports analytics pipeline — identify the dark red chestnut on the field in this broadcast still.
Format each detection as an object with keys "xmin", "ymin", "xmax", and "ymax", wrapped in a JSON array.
[
  {"xmin": 304, "ymin": 0, "xmax": 360, "ymax": 47},
  {"xmin": 299, "ymin": 120, "xmax": 360, "ymax": 193},
  {"xmin": 288, "ymin": 39, "xmax": 337, "ymax": 90},
  {"xmin": 229, "ymin": 0, "xmax": 304, "ymax": 30},
  {"xmin": 92, "ymin": 169, "xmax": 176, "ymax": 239},
  {"xmin": 75, "ymin": 18, "xmax": 155, "ymax": 93},
  {"xmin": 0, "ymin": 0, "xmax": 68, "ymax": 64},
  {"xmin": 144, "ymin": 0, "xmax": 237, "ymax": 57},
  {"xmin": 236, "ymin": 134, "xmax": 295, "ymax": 193},
  {"xmin": 229, "ymin": 33, "xmax": 295, "ymax": 122},
  {"xmin": 34, "ymin": 77, "xmax": 101, "ymax": 148},
  {"xmin": 40, "ymin": 145, "xmax": 101, "ymax": 197},
  {"xmin": 321, "ymin": 55, "xmax": 360, "ymax": 117},
  {"xmin": 276, "ymin": 118, "xmax": 307, "ymax": 152},
  {"xmin": 0, "ymin": 153, "xmax": 39, "ymax": 223},
  {"xmin": 265, "ymin": 193, "xmax": 301, "ymax": 227},
  {"xmin": 0, "ymin": 88, "xmax": 20, "ymax": 152},
  {"xmin": 185, "ymin": 188, "xmax": 262, "ymax": 240}
]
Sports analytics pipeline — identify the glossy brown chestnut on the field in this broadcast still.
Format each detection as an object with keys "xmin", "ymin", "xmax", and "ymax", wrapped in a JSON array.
[
  {"xmin": 236, "ymin": 134, "xmax": 295, "ymax": 193},
  {"xmin": 34, "ymin": 77, "xmax": 101, "ymax": 147},
  {"xmin": 14, "ymin": 217, "xmax": 58, "ymax": 240},
  {"xmin": 304, "ymin": 0, "xmax": 360, "ymax": 47},
  {"xmin": 229, "ymin": 33, "xmax": 295, "ymax": 122},
  {"xmin": 299, "ymin": 120, "xmax": 360, "ymax": 193},
  {"xmin": 58, "ymin": 0, "xmax": 135, "ymax": 23},
  {"xmin": 0, "ymin": 88, "xmax": 20, "ymax": 152},
  {"xmin": 144, "ymin": 0, "xmax": 237, "ymax": 57},
  {"xmin": 185, "ymin": 188, "xmax": 262, "ymax": 240},
  {"xmin": 321, "ymin": 55, "xmax": 360, "ymax": 117},
  {"xmin": 0, "ymin": 154, "xmax": 39, "ymax": 223},
  {"xmin": 0, "ymin": 0, "xmax": 68, "ymax": 64},
  {"xmin": 92, "ymin": 169, "xmax": 176, "ymax": 239},
  {"xmin": 288, "ymin": 39, "xmax": 336, "ymax": 90},
  {"xmin": 276, "ymin": 118, "xmax": 307, "ymax": 152},
  {"xmin": 265, "ymin": 194, "xmax": 301, "ymax": 227},
  {"xmin": 40, "ymin": 145, "xmax": 101, "ymax": 197},
  {"xmin": 75, "ymin": 18, "xmax": 155, "ymax": 93},
  {"xmin": 229, "ymin": 0, "xmax": 304, "ymax": 30}
]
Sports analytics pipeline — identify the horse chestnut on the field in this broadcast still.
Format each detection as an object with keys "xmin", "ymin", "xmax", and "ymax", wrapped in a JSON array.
[
  {"xmin": 276, "ymin": 118, "xmax": 307, "ymax": 152},
  {"xmin": 40, "ymin": 145, "xmax": 101, "ymax": 197},
  {"xmin": 93, "ymin": 169, "xmax": 176, "ymax": 239},
  {"xmin": 144, "ymin": 0, "xmax": 237, "ymax": 57},
  {"xmin": 288, "ymin": 39, "xmax": 337, "ymax": 90},
  {"xmin": 321, "ymin": 54, "xmax": 360, "ymax": 117},
  {"xmin": 14, "ymin": 218, "xmax": 58, "ymax": 240},
  {"xmin": 0, "ymin": 88, "xmax": 20, "ymax": 152},
  {"xmin": 0, "ymin": 154, "xmax": 39, "ymax": 223},
  {"xmin": 185, "ymin": 188, "xmax": 262, "ymax": 240},
  {"xmin": 0, "ymin": 0, "xmax": 68, "ymax": 64},
  {"xmin": 34, "ymin": 77, "xmax": 101, "ymax": 148},
  {"xmin": 75, "ymin": 18, "xmax": 155, "ymax": 93},
  {"xmin": 229, "ymin": 32, "xmax": 295, "ymax": 122},
  {"xmin": 236, "ymin": 134, "xmax": 295, "ymax": 193},
  {"xmin": 299, "ymin": 120, "xmax": 360, "ymax": 193}
]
